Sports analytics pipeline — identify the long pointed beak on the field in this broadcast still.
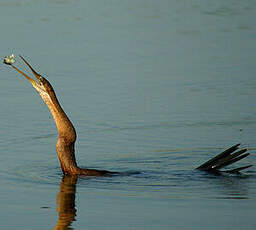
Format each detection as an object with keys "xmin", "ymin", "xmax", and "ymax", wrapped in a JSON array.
[{"xmin": 10, "ymin": 55, "xmax": 41, "ymax": 87}]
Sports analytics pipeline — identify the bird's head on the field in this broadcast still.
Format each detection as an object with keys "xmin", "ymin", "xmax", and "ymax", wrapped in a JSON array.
[{"xmin": 9, "ymin": 55, "xmax": 55, "ymax": 97}]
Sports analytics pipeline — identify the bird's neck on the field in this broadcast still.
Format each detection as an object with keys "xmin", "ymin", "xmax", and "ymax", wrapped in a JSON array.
[
  {"xmin": 39, "ymin": 90, "xmax": 79, "ymax": 174},
  {"xmin": 39, "ymin": 90, "xmax": 76, "ymax": 142}
]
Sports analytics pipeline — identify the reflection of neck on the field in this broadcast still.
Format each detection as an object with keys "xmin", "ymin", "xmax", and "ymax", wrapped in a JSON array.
[
  {"xmin": 40, "ymin": 90, "xmax": 78, "ymax": 174},
  {"xmin": 54, "ymin": 175, "xmax": 78, "ymax": 230}
]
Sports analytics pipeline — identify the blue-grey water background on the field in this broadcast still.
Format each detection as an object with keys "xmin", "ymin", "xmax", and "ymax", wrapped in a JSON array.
[{"xmin": 0, "ymin": 0, "xmax": 256, "ymax": 229}]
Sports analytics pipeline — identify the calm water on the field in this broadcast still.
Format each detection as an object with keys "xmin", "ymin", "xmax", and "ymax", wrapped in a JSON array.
[{"xmin": 0, "ymin": 0, "xmax": 256, "ymax": 229}]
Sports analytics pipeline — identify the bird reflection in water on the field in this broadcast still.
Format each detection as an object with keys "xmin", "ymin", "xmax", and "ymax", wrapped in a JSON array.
[{"xmin": 55, "ymin": 175, "xmax": 78, "ymax": 230}]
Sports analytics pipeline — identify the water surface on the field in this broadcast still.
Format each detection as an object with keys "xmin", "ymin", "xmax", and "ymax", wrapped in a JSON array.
[{"xmin": 0, "ymin": 0, "xmax": 256, "ymax": 229}]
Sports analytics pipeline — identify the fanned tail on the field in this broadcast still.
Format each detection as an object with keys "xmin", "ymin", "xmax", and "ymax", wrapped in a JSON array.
[
  {"xmin": 224, "ymin": 165, "xmax": 253, "ymax": 174},
  {"xmin": 196, "ymin": 144, "xmax": 252, "ymax": 174}
]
